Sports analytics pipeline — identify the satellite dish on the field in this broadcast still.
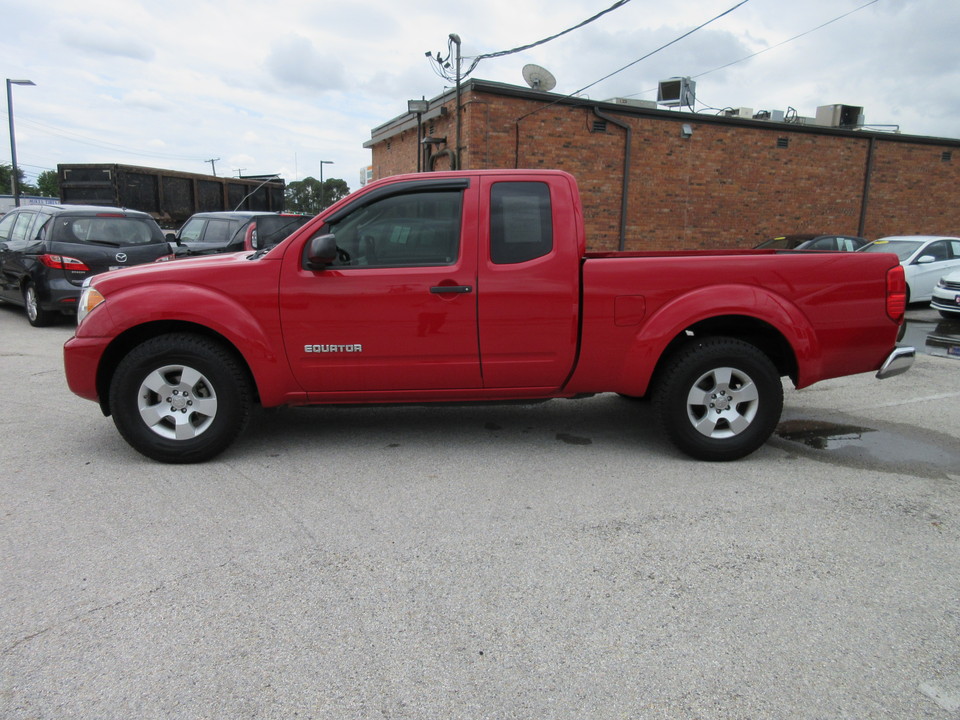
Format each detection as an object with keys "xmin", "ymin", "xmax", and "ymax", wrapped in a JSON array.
[{"xmin": 522, "ymin": 64, "xmax": 557, "ymax": 92}]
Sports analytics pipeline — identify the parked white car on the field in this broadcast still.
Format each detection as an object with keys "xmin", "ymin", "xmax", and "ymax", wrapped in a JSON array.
[
  {"xmin": 858, "ymin": 236, "xmax": 960, "ymax": 303},
  {"xmin": 931, "ymin": 268, "xmax": 960, "ymax": 318}
]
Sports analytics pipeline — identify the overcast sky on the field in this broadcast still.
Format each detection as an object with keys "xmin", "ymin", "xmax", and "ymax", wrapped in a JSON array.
[{"xmin": 2, "ymin": 0, "xmax": 957, "ymax": 192}]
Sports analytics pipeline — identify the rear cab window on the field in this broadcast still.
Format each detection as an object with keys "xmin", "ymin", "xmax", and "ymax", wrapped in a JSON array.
[{"xmin": 489, "ymin": 182, "xmax": 553, "ymax": 264}]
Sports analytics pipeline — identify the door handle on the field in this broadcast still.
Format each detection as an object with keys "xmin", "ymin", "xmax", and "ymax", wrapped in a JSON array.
[{"xmin": 430, "ymin": 285, "xmax": 473, "ymax": 294}]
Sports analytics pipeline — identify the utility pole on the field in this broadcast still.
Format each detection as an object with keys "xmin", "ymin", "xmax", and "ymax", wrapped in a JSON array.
[
  {"xmin": 450, "ymin": 34, "xmax": 462, "ymax": 170},
  {"xmin": 205, "ymin": 158, "xmax": 220, "ymax": 176}
]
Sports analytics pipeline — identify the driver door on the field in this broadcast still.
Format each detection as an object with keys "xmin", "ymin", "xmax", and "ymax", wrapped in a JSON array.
[{"xmin": 279, "ymin": 179, "xmax": 481, "ymax": 394}]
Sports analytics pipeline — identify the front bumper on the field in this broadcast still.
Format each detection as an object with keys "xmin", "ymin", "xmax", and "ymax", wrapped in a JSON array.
[
  {"xmin": 875, "ymin": 346, "xmax": 915, "ymax": 380},
  {"xmin": 63, "ymin": 334, "xmax": 110, "ymax": 404}
]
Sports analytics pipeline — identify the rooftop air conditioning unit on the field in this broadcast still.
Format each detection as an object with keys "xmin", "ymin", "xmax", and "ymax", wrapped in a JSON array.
[
  {"xmin": 815, "ymin": 104, "xmax": 864, "ymax": 129},
  {"xmin": 657, "ymin": 77, "xmax": 695, "ymax": 108}
]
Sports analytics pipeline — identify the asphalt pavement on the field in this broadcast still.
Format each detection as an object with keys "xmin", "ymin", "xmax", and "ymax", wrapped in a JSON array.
[{"xmin": 1, "ymin": 302, "xmax": 959, "ymax": 719}]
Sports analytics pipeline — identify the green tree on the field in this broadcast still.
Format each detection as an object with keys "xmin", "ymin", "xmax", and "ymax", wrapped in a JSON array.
[
  {"xmin": 37, "ymin": 170, "xmax": 59, "ymax": 198},
  {"xmin": 0, "ymin": 163, "xmax": 38, "ymax": 196},
  {"xmin": 285, "ymin": 176, "xmax": 350, "ymax": 214},
  {"xmin": 0, "ymin": 163, "xmax": 22, "ymax": 195}
]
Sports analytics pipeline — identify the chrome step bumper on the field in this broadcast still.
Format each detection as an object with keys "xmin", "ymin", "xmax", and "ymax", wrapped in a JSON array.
[{"xmin": 876, "ymin": 346, "xmax": 915, "ymax": 380}]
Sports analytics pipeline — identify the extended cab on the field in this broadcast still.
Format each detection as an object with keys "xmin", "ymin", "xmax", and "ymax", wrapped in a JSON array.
[{"xmin": 63, "ymin": 170, "xmax": 914, "ymax": 463}]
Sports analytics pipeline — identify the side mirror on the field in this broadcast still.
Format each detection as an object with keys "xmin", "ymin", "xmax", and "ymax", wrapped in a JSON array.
[
  {"xmin": 305, "ymin": 233, "xmax": 338, "ymax": 270},
  {"xmin": 165, "ymin": 232, "xmax": 179, "ymax": 244},
  {"xmin": 916, "ymin": 255, "xmax": 936, "ymax": 265}
]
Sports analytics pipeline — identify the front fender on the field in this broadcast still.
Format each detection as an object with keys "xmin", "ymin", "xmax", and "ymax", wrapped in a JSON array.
[
  {"xmin": 616, "ymin": 284, "xmax": 821, "ymax": 396},
  {"xmin": 78, "ymin": 282, "xmax": 300, "ymax": 406}
]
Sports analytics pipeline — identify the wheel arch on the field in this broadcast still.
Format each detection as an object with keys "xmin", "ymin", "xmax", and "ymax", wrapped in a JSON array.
[
  {"xmin": 613, "ymin": 284, "xmax": 821, "ymax": 397},
  {"xmin": 655, "ymin": 315, "xmax": 799, "ymax": 388},
  {"xmin": 95, "ymin": 321, "xmax": 257, "ymax": 415}
]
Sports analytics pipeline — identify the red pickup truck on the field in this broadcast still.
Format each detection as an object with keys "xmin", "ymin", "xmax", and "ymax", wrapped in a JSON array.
[{"xmin": 63, "ymin": 169, "xmax": 914, "ymax": 463}]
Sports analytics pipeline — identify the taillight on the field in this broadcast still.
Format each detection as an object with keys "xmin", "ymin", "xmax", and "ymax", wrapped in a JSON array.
[
  {"xmin": 886, "ymin": 265, "xmax": 907, "ymax": 322},
  {"xmin": 39, "ymin": 254, "xmax": 90, "ymax": 272}
]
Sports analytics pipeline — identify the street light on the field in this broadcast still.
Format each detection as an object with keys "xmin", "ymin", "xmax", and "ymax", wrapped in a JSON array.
[
  {"xmin": 319, "ymin": 160, "xmax": 334, "ymax": 211},
  {"xmin": 408, "ymin": 98, "xmax": 429, "ymax": 172},
  {"xmin": 6, "ymin": 78, "xmax": 35, "ymax": 208}
]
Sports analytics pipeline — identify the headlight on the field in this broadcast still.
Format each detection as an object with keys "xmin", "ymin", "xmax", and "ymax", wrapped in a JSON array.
[
  {"xmin": 77, "ymin": 285, "xmax": 105, "ymax": 325},
  {"xmin": 938, "ymin": 278, "xmax": 948, "ymax": 289}
]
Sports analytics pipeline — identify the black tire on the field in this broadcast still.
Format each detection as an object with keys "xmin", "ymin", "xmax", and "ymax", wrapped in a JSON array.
[
  {"xmin": 652, "ymin": 336, "xmax": 783, "ymax": 461},
  {"xmin": 23, "ymin": 282, "xmax": 55, "ymax": 327},
  {"xmin": 109, "ymin": 333, "xmax": 252, "ymax": 463}
]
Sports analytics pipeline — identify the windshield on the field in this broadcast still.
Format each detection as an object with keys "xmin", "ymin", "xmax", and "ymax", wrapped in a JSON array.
[{"xmin": 859, "ymin": 240, "xmax": 921, "ymax": 261}]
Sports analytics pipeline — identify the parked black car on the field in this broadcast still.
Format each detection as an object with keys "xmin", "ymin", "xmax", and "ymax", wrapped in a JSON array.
[
  {"xmin": 755, "ymin": 234, "xmax": 867, "ymax": 251},
  {"xmin": 170, "ymin": 211, "xmax": 312, "ymax": 256},
  {"xmin": 0, "ymin": 204, "xmax": 172, "ymax": 326}
]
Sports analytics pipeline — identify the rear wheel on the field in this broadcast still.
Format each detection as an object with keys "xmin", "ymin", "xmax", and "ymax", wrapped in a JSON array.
[
  {"xmin": 23, "ymin": 282, "xmax": 55, "ymax": 327},
  {"xmin": 653, "ymin": 337, "xmax": 783, "ymax": 461},
  {"xmin": 109, "ymin": 333, "xmax": 252, "ymax": 463}
]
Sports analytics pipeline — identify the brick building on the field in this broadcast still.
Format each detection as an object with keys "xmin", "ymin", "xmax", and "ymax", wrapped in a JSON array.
[{"xmin": 365, "ymin": 79, "xmax": 960, "ymax": 252}]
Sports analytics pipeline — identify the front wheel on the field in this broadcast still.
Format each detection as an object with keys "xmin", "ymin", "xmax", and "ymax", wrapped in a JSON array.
[
  {"xmin": 652, "ymin": 337, "xmax": 783, "ymax": 461},
  {"xmin": 109, "ymin": 333, "xmax": 253, "ymax": 463}
]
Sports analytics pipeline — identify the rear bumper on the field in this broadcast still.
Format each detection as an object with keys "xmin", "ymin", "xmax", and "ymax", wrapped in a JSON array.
[{"xmin": 876, "ymin": 346, "xmax": 915, "ymax": 380}]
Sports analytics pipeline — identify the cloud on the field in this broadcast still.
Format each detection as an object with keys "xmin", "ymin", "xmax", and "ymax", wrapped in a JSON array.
[
  {"xmin": 265, "ymin": 34, "xmax": 348, "ymax": 91},
  {"xmin": 122, "ymin": 90, "xmax": 172, "ymax": 112},
  {"xmin": 60, "ymin": 21, "xmax": 155, "ymax": 61}
]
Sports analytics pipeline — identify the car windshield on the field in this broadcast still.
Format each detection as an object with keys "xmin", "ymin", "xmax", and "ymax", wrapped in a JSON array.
[
  {"xmin": 859, "ymin": 240, "xmax": 922, "ymax": 261},
  {"xmin": 52, "ymin": 216, "xmax": 163, "ymax": 246}
]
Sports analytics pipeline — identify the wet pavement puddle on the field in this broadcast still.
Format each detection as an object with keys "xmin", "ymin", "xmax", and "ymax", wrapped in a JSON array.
[{"xmin": 774, "ymin": 419, "xmax": 960, "ymax": 476}]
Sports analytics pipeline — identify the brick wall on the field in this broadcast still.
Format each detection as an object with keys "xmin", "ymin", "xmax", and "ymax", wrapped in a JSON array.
[{"xmin": 368, "ymin": 84, "xmax": 960, "ymax": 251}]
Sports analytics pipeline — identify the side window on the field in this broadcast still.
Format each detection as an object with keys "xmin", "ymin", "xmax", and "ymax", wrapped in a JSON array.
[
  {"xmin": 202, "ymin": 219, "xmax": 235, "ymax": 246},
  {"xmin": 8, "ymin": 211, "xmax": 38, "ymax": 251},
  {"xmin": 0, "ymin": 212, "xmax": 18, "ymax": 242},
  {"xmin": 327, "ymin": 190, "xmax": 461, "ymax": 268},
  {"xmin": 178, "ymin": 218, "xmax": 206, "ymax": 243},
  {"xmin": 490, "ymin": 182, "xmax": 553, "ymax": 264},
  {"xmin": 948, "ymin": 240, "xmax": 960, "ymax": 259},
  {"xmin": 806, "ymin": 237, "xmax": 834, "ymax": 250},
  {"xmin": 923, "ymin": 241, "xmax": 948, "ymax": 262}
]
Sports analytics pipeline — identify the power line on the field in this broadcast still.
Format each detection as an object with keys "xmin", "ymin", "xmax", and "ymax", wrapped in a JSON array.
[
  {"xmin": 464, "ymin": 0, "xmax": 633, "ymax": 76},
  {"xmin": 618, "ymin": 0, "xmax": 881, "ymax": 102},
  {"xmin": 692, "ymin": 0, "xmax": 881, "ymax": 82},
  {"xmin": 428, "ymin": 0, "xmax": 634, "ymax": 82},
  {"xmin": 3, "ymin": 112, "xmax": 208, "ymax": 163},
  {"xmin": 569, "ymin": 0, "xmax": 751, "ymax": 100},
  {"xmin": 517, "ymin": 0, "xmax": 752, "ymax": 121}
]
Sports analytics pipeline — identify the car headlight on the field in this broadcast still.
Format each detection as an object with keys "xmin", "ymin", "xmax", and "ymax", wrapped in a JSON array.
[
  {"xmin": 938, "ymin": 278, "xmax": 948, "ymax": 289},
  {"xmin": 77, "ymin": 284, "xmax": 105, "ymax": 325}
]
